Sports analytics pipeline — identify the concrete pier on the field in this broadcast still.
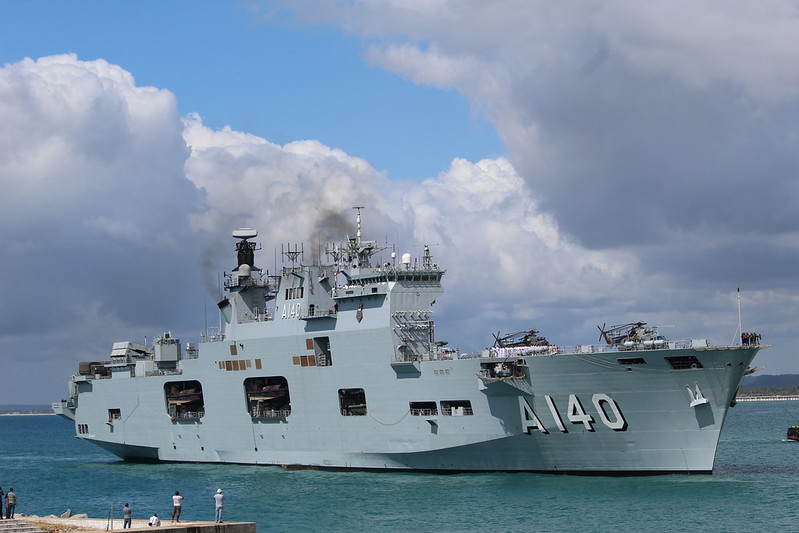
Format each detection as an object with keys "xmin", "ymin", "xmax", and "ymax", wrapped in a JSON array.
[
  {"xmin": 0, "ymin": 518, "xmax": 44, "ymax": 533},
  {"xmin": 17, "ymin": 515, "xmax": 255, "ymax": 533}
]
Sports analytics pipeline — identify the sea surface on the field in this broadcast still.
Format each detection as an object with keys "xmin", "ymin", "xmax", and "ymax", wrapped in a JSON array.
[{"xmin": 3, "ymin": 402, "xmax": 799, "ymax": 532}]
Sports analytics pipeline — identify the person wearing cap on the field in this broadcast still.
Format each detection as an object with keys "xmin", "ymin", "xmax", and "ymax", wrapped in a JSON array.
[{"xmin": 213, "ymin": 489, "xmax": 225, "ymax": 523}]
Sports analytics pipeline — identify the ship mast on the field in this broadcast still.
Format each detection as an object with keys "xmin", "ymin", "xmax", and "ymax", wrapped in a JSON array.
[{"xmin": 353, "ymin": 206, "xmax": 364, "ymax": 248}]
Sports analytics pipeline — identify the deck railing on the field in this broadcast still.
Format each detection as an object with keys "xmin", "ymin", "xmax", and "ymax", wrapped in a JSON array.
[{"xmin": 251, "ymin": 409, "xmax": 291, "ymax": 419}]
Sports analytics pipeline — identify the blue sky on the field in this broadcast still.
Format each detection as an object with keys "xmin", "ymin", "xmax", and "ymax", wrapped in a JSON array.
[
  {"xmin": 0, "ymin": 1, "xmax": 502, "ymax": 182},
  {"xmin": 3, "ymin": 1, "xmax": 799, "ymax": 403}
]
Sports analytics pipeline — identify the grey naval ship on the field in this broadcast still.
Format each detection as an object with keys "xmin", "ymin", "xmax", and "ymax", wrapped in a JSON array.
[{"xmin": 54, "ymin": 209, "xmax": 766, "ymax": 474}]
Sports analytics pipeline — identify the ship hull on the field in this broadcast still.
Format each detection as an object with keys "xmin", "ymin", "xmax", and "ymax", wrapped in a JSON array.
[{"xmin": 60, "ymin": 342, "xmax": 759, "ymax": 474}]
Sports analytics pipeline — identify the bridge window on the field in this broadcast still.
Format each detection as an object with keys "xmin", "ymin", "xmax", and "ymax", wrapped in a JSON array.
[{"xmin": 285, "ymin": 287, "xmax": 304, "ymax": 300}]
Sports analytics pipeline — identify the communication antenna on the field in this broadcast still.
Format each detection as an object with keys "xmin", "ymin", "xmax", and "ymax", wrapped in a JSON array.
[
  {"xmin": 416, "ymin": 243, "xmax": 439, "ymax": 270},
  {"xmin": 738, "ymin": 288, "xmax": 743, "ymax": 344},
  {"xmin": 282, "ymin": 243, "xmax": 304, "ymax": 267},
  {"xmin": 736, "ymin": 287, "xmax": 743, "ymax": 345}
]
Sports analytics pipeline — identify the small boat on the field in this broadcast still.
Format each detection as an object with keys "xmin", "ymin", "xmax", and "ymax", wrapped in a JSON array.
[{"xmin": 787, "ymin": 426, "xmax": 799, "ymax": 441}]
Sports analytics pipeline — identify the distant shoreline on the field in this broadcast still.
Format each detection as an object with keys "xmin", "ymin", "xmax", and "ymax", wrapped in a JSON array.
[
  {"xmin": 0, "ymin": 412, "xmax": 54, "ymax": 416},
  {"xmin": 736, "ymin": 396, "xmax": 799, "ymax": 402}
]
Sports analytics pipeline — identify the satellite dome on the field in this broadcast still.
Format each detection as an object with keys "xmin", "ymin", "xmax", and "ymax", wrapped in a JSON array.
[{"xmin": 238, "ymin": 264, "xmax": 251, "ymax": 277}]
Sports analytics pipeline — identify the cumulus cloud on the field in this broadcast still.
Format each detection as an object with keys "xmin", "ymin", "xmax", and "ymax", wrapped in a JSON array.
[
  {"xmin": 268, "ymin": 0, "xmax": 799, "ymax": 364},
  {"xmin": 182, "ymin": 114, "xmax": 633, "ymax": 350},
  {"xmin": 278, "ymin": 1, "xmax": 799, "ymax": 246},
  {"xmin": 3, "ymin": 20, "xmax": 794, "ymax": 402},
  {"xmin": 0, "ymin": 55, "xmax": 203, "ymax": 401},
  {"xmin": 1, "ymin": 53, "xmax": 633, "ymax": 402}
]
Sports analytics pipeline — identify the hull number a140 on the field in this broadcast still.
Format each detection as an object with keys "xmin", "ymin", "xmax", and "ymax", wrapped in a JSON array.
[{"xmin": 520, "ymin": 394, "xmax": 628, "ymax": 434}]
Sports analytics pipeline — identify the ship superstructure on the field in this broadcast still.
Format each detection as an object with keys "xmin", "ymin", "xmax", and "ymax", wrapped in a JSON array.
[{"xmin": 54, "ymin": 209, "xmax": 766, "ymax": 473}]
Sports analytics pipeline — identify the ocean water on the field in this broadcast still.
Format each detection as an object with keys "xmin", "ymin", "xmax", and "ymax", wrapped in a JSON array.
[{"xmin": 3, "ymin": 402, "xmax": 799, "ymax": 533}]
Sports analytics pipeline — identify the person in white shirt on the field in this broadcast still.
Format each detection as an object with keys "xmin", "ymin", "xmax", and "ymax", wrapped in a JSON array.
[
  {"xmin": 171, "ymin": 491, "xmax": 183, "ymax": 522},
  {"xmin": 214, "ymin": 489, "xmax": 225, "ymax": 523}
]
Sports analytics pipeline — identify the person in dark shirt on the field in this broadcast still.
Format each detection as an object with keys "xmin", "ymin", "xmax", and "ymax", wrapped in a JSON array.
[{"xmin": 122, "ymin": 503, "xmax": 132, "ymax": 528}]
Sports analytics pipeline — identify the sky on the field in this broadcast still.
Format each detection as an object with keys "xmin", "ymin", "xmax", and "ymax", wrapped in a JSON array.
[{"xmin": 2, "ymin": 1, "xmax": 799, "ymax": 404}]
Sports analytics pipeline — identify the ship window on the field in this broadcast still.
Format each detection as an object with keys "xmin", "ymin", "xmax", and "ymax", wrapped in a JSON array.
[
  {"xmin": 617, "ymin": 357, "xmax": 646, "ymax": 365},
  {"xmin": 245, "ymin": 376, "xmax": 291, "ymax": 420},
  {"xmin": 108, "ymin": 408, "xmax": 122, "ymax": 421},
  {"xmin": 313, "ymin": 336, "xmax": 332, "ymax": 366},
  {"xmin": 410, "ymin": 401, "xmax": 438, "ymax": 416},
  {"xmin": 164, "ymin": 380, "xmax": 205, "ymax": 421},
  {"xmin": 339, "ymin": 388, "xmax": 367, "ymax": 416},
  {"xmin": 285, "ymin": 287, "xmax": 304, "ymax": 300},
  {"xmin": 440, "ymin": 400, "xmax": 473, "ymax": 416},
  {"xmin": 665, "ymin": 356, "xmax": 703, "ymax": 370}
]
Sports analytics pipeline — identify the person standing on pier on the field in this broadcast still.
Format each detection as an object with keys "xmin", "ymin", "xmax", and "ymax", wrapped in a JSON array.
[
  {"xmin": 122, "ymin": 503, "xmax": 132, "ymax": 529},
  {"xmin": 213, "ymin": 488, "xmax": 224, "ymax": 523},
  {"xmin": 172, "ymin": 490, "xmax": 183, "ymax": 522},
  {"xmin": 5, "ymin": 488, "xmax": 16, "ymax": 519},
  {"xmin": 171, "ymin": 491, "xmax": 183, "ymax": 523},
  {"xmin": 0, "ymin": 487, "xmax": 4, "ymax": 519}
]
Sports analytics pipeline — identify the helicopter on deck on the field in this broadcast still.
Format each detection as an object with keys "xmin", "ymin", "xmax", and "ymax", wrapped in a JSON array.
[{"xmin": 597, "ymin": 322, "xmax": 668, "ymax": 350}]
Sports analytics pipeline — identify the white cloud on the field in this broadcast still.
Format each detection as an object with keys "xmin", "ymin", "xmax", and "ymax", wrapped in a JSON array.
[
  {"xmin": 597, "ymin": 1, "xmax": 799, "ymax": 100},
  {"xmin": 0, "ymin": 55, "xmax": 203, "ymax": 402},
  {"xmin": 270, "ymin": 1, "xmax": 799, "ymax": 364},
  {"xmin": 2, "ymin": 32, "xmax": 793, "ymax": 404}
]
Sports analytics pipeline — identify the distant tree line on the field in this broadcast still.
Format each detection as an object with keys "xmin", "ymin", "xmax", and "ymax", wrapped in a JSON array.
[
  {"xmin": 737, "ymin": 386, "xmax": 799, "ymax": 396},
  {"xmin": 741, "ymin": 374, "xmax": 799, "ymax": 389}
]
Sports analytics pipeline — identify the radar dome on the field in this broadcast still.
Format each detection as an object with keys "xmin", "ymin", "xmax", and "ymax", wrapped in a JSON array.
[
  {"xmin": 232, "ymin": 228, "xmax": 257, "ymax": 239},
  {"xmin": 238, "ymin": 264, "xmax": 252, "ymax": 277},
  {"xmin": 401, "ymin": 253, "xmax": 412, "ymax": 265}
]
